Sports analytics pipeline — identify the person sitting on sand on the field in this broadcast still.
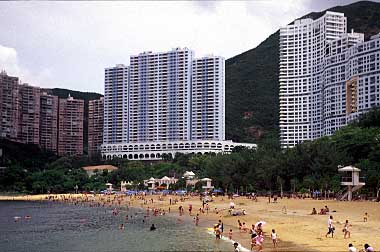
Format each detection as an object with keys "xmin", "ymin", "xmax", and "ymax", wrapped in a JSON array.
[
  {"xmin": 364, "ymin": 244, "xmax": 374, "ymax": 252},
  {"xmin": 348, "ymin": 243, "xmax": 357, "ymax": 252},
  {"xmin": 325, "ymin": 205, "xmax": 330, "ymax": 213},
  {"xmin": 319, "ymin": 208, "xmax": 326, "ymax": 215},
  {"xmin": 311, "ymin": 208, "xmax": 317, "ymax": 215}
]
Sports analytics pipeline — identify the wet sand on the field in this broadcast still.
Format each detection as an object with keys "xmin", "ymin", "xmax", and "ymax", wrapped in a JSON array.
[{"xmin": 1, "ymin": 194, "xmax": 379, "ymax": 251}]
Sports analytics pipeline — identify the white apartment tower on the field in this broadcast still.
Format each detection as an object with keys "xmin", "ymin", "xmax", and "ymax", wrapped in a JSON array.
[
  {"xmin": 102, "ymin": 48, "xmax": 255, "ymax": 160},
  {"xmin": 129, "ymin": 48, "xmax": 193, "ymax": 142},
  {"xmin": 280, "ymin": 11, "xmax": 380, "ymax": 148},
  {"xmin": 103, "ymin": 64, "xmax": 129, "ymax": 144},
  {"xmin": 191, "ymin": 56, "xmax": 225, "ymax": 140}
]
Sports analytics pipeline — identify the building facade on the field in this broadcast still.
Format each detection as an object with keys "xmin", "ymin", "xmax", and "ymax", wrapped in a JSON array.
[
  {"xmin": 102, "ymin": 48, "xmax": 256, "ymax": 160},
  {"xmin": 129, "ymin": 48, "xmax": 193, "ymax": 142},
  {"xmin": 191, "ymin": 56, "xmax": 225, "ymax": 140},
  {"xmin": 40, "ymin": 92, "xmax": 58, "ymax": 152},
  {"xmin": 58, "ymin": 95, "xmax": 84, "ymax": 156},
  {"xmin": 0, "ymin": 71, "xmax": 19, "ymax": 140},
  {"xmin": 103, "ymin": 64, "xmax": 129, "ymax": 144},
  {"xmin": 279, "ymin": 11, "xmax": 380, "ymax": 148},
  {"xmin": 88, "ymin": 97, "xmax": 104, "ymax": 157},
  {"xmin": 18, "ymin": 84, "xmax": 40, "ymax": 145}
]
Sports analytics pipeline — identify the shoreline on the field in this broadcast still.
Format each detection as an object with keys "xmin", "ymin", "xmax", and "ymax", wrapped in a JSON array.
[{"xmin": 1, "ymin": 194, "xmax": 379, "ymax": 251}]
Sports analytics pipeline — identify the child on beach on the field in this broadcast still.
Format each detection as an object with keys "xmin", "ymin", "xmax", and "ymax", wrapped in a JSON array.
[
  {"xmin": 238, "ymin": 220, "xmax": 242, "ymax": 231},
  {"xmin": 195, "ymin": 214, "xmax": 199, "ymax": 226},
  {"xmin": 256, "ymin": 231, "xmax": 264, "ymax": 252},
  {"xmin": 343, "ymin": 220, "xmax": 351, "ymax": 239},
  {"xmin": 271, "ymin": 229, "xmax": 278, "ymax": 248},
  {"xmin": 250, "ymin": 231, "xmax": 257, "ymax": 251},
  {"xmin": 363, "ymin": 212, "xmax": 368, "ymax": 222},
  {"xmin": 228, "ymin": 229, "xmax": 233, "ymax": 240}
]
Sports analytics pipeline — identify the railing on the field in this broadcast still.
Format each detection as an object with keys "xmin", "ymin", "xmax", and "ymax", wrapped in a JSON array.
[{"xmin": 341, "ymin": 177, "xmax": 365, "ymax": 183}]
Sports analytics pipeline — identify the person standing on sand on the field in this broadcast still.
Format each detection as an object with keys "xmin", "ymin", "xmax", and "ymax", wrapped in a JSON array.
[
  {"xmin": 233, "ymin": 242, "xmax": 240, "ymax": 252},
  {"xmin": 271, "ymin": 229, "xmax": 278, "ymax": 248},
  {"xmin": 228, "ymin": 229, "xmax": 233, "ymax": 240},
  {"xmin": 363, "ymin": 212, "xmax": 368, "ymax": 222},
  {"xmin": 195, "ymin": 214, "xmax": 199, "ymax": 226},
  {"xmin": 325, "ymin": 215, "xmax": 335, "ymax": 238},
  {"xmin": 238, "ymin": 220, "xmax": 242, "ymax": 232},
  {"xmin": 343, "ymin": 220, "xmax": 351, "ymax": 239}
]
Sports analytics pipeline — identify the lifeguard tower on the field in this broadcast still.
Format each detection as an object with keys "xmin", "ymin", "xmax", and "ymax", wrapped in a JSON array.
[
  {"xmin": 106, "ymin": 182, "xmax": 113, "ymax": 192},
  {"xmin": 201, "ymin": 178, "xmax": 214, "ymax": 193},
  {"xmin": 338, "ymin": 165, "xmax": 365, "ymax": 201}
]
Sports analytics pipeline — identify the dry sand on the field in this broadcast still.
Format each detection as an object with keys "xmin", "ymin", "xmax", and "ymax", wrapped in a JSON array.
[{"xmin": 1, "ymin": 194, "xmax": 379, "ymax": 251}]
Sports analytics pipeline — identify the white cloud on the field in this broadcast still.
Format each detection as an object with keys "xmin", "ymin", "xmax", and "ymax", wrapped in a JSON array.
[
  {"xmin": 0, "ymin": 44, "xmax": 20, "ymax": 76},
  {"xmin": 0, "ymin": 44, "xmax": 54, "ymax": 88}
]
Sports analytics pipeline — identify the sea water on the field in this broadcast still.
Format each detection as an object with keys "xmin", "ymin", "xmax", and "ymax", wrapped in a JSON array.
[{"xmin": 0, "ymin": 201, "xmax": 233, "ymax": 252}]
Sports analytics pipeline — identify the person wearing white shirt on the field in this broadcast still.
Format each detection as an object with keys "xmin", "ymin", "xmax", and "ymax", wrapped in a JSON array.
[{"xmin": 348, "ymin": 243, "xmax": 357, "ymax": 252}]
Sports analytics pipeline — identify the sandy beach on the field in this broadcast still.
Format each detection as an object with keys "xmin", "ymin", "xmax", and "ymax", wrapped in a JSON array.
[{"xmin": 1, "ymin": 194, "xmax": 379, "ymax": 252}]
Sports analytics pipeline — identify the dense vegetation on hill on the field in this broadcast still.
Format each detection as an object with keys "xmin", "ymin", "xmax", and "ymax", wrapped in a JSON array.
[
  {"xmin": 43, "ymin": 88, "xmax": 103, "ymax": 153},
  {"xmin": 1, "ymin": 109, "xmax": 380, "ymax": 198},
  {"xmin": 225, "ymin": 1, "xmax": 380, "ymax": 144}
]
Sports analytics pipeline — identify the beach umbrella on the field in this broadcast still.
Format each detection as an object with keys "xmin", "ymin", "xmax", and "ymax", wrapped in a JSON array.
[{"xmin": 255, "ymin": 221, "xmax": 267, "ymax": 228}]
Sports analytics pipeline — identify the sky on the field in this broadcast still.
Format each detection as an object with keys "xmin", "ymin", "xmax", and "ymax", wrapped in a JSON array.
[{"xmin": 0, "ymin": 0, "xmax": 377, "ymax": 94}]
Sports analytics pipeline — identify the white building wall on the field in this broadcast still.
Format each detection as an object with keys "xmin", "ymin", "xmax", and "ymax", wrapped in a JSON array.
[
  {"xmin": 191, "ymin": 56, "xmax": 225, "ymax": 140},
  {"xmin": 103, "ymin": 64, "xmax": 129, "ymax": 144},
  {"xmin": 128, "ymin": 48, "xmax": 193, "ymax": 143},
  {"xmin": 279, "ymin": 11, "xmax": 347, "ymax": 148}
]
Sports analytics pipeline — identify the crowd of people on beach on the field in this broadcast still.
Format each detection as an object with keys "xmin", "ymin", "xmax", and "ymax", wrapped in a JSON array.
[{"xmin": 12, "ymin": 193, "xmax": 379, "ymax": 252}]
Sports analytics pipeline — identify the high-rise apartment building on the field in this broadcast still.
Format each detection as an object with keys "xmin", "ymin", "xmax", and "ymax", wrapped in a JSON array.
[
  {"xmin": 129, "ymin": 48, "xmax": 193, "ymax": 142},
  {"xmin": 40, "ymin": 92, "xmax": 58, "ymax": 153},
  {"xmin": 191, "ymin": 56, "xmax": 225, "ymax": 141},
  {"xmin": 279, "ymin": 11, "xmax": 380, "ymax": 148},
  {"xmin": 103, "ymin": 64, "xmax": 128, "ymax": 144},
  {"xmin": 0, "ymin": 71, "xmax": 19, "ymax": 140},
  {"xmin": 58, "ymin": 95, "xmax": 84, "ymax": 156},
  {"xmin": 88, "ymin": 97, "xmax": 104, "ymax": 157},
  {"xmin": 101, "ymin": 48, "xmax": 255, "ymax": 160},
  {"xmin": 18, "ymin": 84, "xmax": 40, "ymax": 145}
]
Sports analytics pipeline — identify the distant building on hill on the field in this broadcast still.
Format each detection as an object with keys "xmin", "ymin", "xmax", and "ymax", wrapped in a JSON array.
[
  {"xmin": 18, "ymin": 84, "xmax": 40, "ymax": 145},
  {"xmin": 88, "ymin": 97, "xmax": 104, "ymax": 158},
  {"xmin": 39, "ymin": 92, "xmax": 59, "ymax": 153},
  {"xmin": 0, "ymin": 71, "xmax": 19, "ymax": 141},
  {"xmin": 82, "ymin": 164, "xmax": 118, "ymax": 177},
  {"xmin": 58, "ymin": 95, "xmax": 84, "ymax": 156},
  {"xmin": 279, "ymin": 11, "xmax": 380, "ymax": 148}
]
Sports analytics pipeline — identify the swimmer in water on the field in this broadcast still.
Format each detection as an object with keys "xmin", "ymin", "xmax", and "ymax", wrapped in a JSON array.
[{"xmin": 150, "ymin": 224, "xmax": 156, "ymax": 231}]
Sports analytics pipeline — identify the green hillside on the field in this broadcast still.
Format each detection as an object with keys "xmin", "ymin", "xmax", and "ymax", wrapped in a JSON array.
[{"xmin": 225, "ymin": 0, "xmax": 380, "ymax": 145}]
